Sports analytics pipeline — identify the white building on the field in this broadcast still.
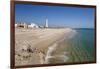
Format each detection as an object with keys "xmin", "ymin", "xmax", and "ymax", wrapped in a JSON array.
[
  {"xmin": 15, "ymin": 23, "xmax": 18, "ymax": 27},
  {"xmin": 15, "ymin": 19, "xmax": 49, "ymax": 29},
  {"xmin": 23, "ymin": 22, "xmax": 28, "ymax": 28},
  {"xmin": 28, "ymin": 23, "xmax": 39, "ymax": 28}
]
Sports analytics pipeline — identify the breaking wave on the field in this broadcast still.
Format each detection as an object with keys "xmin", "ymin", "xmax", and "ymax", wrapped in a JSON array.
[
  {"xmin": 44, "ymin": 29, "xmax": 77, "ymax": 64},
  {"xmin": 44, "ymin": 43, "xmax": 57, "ymax": 63}
]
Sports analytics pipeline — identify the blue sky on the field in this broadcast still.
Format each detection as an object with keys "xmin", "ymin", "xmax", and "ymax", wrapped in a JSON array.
[{"xmin": 15, "ymin": 4, "xmax": 95, "ymax": 28}]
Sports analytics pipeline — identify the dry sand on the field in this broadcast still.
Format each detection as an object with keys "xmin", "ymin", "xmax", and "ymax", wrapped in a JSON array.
[{"xmin": 15, "ymin": 28, "xmax": 73, "ymax": 66}]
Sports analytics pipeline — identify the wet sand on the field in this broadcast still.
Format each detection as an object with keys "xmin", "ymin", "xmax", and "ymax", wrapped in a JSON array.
[{"xmin": 15, "ymin": 28, "xmax": 73, "ymax": 66}]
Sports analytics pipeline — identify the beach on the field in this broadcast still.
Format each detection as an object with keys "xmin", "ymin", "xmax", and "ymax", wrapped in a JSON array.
[{"xmin": 15, "ymin": 28, "xmax": 74, "ymax": 66}]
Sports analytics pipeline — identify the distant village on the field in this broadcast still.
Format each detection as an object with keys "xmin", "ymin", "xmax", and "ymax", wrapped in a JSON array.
[
  {"xmin": 15, "ymin": 18, "xmax": 48, "ymax": 29},
  {"xmin": 15, "ymin": 18, "xmax": 67, "ymax": 29}
]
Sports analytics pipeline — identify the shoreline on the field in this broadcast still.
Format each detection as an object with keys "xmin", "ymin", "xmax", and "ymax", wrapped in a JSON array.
[{"xmin": 15, "ymin": 28, "xmax": 75, "ymax": 66}]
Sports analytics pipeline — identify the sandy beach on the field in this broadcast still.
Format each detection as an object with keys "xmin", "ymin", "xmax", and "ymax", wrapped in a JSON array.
[{"xmin": 15, "ymin": 28, "xmax": 74, "ymax": 66}]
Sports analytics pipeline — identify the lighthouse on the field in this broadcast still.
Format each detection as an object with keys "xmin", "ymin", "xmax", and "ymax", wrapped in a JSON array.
[{"xmin": 45, "ymin": 18, "xmax": 48, "ymax": 28}]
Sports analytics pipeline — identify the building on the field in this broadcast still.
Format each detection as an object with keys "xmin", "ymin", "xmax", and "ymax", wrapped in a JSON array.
[
  {"xmin": 15, "ymin": 23, "xmax": 18, "ymax": 27},
  {"xmin": 24, "ymin": 23, "xmax": 28, "ymax": 28},
  {"xmin": 28, "ymin": 23, "xmax": 39, "ymax": 28},
  {"xmin": 15, "ymin": 18, "xmax": 49, "ymax": 29}
]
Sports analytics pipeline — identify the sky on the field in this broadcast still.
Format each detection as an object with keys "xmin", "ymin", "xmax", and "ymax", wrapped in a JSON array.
[{"xmin": 15, "ymin": 4, "xmax": 95, "ymax": 28}]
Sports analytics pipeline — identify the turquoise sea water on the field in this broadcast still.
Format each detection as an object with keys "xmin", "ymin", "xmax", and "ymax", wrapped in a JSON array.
[{"xmin": 48, "ymin": 28, "xmax": 95, "ymax": 63}]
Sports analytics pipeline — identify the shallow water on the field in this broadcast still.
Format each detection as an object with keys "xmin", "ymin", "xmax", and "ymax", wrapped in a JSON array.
[{"xmin": 45, "ymin": 28, "xmax": 95, "ymax": 64}]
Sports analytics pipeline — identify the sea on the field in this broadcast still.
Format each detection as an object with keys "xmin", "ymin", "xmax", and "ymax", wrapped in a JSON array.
[{"xmin": 44, "ymin": 28, "xmax": 95, "ymax": 64}]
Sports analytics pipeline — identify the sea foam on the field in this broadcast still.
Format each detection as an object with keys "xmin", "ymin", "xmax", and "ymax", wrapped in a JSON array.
[{"xmin": 44, "ymin": 29, "xmax": 77, "ymax": 64}]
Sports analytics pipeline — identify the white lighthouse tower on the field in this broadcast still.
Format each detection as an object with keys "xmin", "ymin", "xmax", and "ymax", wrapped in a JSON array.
[{"xmin": 45, "ymin": 18, "xmax": 48, "ymax": 28}]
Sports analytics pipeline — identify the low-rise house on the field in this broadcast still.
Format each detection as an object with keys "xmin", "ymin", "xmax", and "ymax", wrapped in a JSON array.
[{"xmin": 28, "ymin": 23, "xmax": 39, "ymax": 28}]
